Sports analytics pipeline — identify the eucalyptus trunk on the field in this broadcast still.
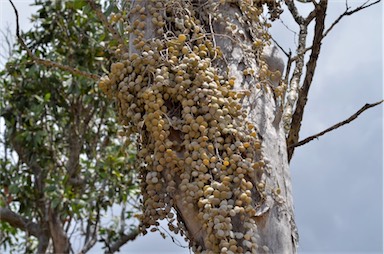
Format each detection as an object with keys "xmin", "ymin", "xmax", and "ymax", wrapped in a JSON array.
[{"xmin": 101, "ymin": 0, "xmax": 298, "ymax": 253}]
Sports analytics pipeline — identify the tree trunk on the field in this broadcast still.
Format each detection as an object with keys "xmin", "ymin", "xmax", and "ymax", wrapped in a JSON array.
[
  {"xmin": 101, "ymin": 0, "xmax": 298, "ymax": 253},
  {"xmin": 48, "ymin": 208, "xmax": 70, "ymax": 254}
]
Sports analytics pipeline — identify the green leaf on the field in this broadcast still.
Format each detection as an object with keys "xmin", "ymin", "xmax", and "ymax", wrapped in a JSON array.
[
  {"xmin": 44, "ymin": 185, "xmax": 56, "ymax": 193},
  {"xmin": 51, "ymin": 197, "xmax": 61, "ymax": 209},
  {"xmin": 44, "ymin": 92, "xmax": 51, "ymax": 101},
  {"xmin": 8, "ymin": 184, "xmax": 19, "ymax": 195},
  {"xmin": 73, "ymin": 0, "xmax": 87, "ymax": 10},
  {"xmin": 104, "ymin": 3, "xmax": 117, "ymax": 17}
]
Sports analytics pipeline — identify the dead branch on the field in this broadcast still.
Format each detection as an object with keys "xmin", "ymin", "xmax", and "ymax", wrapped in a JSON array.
[
  {"xmin": 86, "ymin": 0, "xmax": 128, "ymax": 53},
  {"xmin": 284, "ymin": 0, "xmax": 305, "ymax": 24},
  {"xmin": 323, "ymin": 0, "xmax": 381, "ymax": 38},
  {"xmin": 289, "ymin": 100, "xmax": 383, "ymax": 149},
  {"xmin": 286, "ymin": 0, "xmax": 327, "ymax": 162},
  {"xmin": 282, "ymin": 0, "xmax": 322, "ymax": 120},
  {"xmin": 8, "ymin": 0, "xmax": 100, "ymax": 81},
  {"xmin": 282, "ymin": 23, "xmax": 309, "ymax": 132}
]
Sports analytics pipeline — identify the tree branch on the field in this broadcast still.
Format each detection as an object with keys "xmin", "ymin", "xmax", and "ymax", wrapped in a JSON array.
[
  {"xmin": 48, "ymin": 207, "xmax": 71, "ymax": 253},
  {"xmin": 37, "ymin": 233, "xmax": 50, "ymax": 254},
  {"xmin": 323, "ymin": 0, "xmax": 381, "ymax": 38},
  {"xmin": 304, "ymin": 7, "xmax": 318, "ymax": 25},
  {"xmin": 271, "ymin": 37, "xmax": 289, "ymax": 58},
  {"xmin": 284, "ymin": 0, "xmax": 305, "ymax": 24},
  {"xmin": 286, "ymin": 0, "xmax": 327, "ymax": 162},
  {"xmin": 282, "ymin": 24, "xmax": 309, "ymax": 132},
  {"xmin": 78, "ymin": 203, "xmax": 101, "ymax": 254},
  {"xmin": 289, "ymin": 100, "xmax": 383, "ymax": 148},
  {"xmin": 106, "ymin": 227, "xmax": 140, "ymax": 254},
  {"xmin": 8, "ymin": 0, "xmax": 100, "ymax": 81},
  {"xmin": 0, "ymin": 207, "xmax": 41, "ymax": 237},
  {"xmin": 0, "ymin": 26, "xmax": 14, "ymax": 63}
]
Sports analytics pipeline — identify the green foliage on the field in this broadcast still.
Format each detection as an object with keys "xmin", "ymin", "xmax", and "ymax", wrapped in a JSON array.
[{"xmin": 0, "ymin": 0, "xmax": 138, "ymax": 252}]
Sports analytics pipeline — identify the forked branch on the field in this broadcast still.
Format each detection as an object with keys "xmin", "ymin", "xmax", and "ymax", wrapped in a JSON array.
[
  {"xmin": 287, "ymin": 0, "xmax": 327, "ymax": 161},
  {"xmin": 285, "ymin": 0, "xmax": 380, "ymax": 161},
  {"xmin": 289, "ymin": 100, "xmax": 383, "ymax": 148},
  {"xmin": 323, "ymin": 0, "xmax": 381, "ymax": 38},
  {"xmin": 8, "ymin": 0, "xmax": 100, "ymax": 81}
]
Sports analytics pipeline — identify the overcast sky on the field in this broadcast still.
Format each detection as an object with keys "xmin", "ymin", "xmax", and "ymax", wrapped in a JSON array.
[{"xmin": 0, "ymin": 1, "xmax": 382, "ymax": 253}]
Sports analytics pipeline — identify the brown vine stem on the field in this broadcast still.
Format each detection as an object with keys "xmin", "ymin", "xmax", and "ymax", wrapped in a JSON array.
[
  {"xmin": 289, "ymin": 100, "xmax": 383, "ymax": 149},
  {"xmin": 8, "ymin": 0, "xmax": 100, "ymax": 81}
]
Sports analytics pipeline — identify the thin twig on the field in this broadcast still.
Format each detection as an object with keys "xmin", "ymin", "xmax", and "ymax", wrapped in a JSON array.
[
  {"xmin": 271, "ymin": 36, "xmax": 289, "ymax": 58},
  {"xmin": 283, "ymin": 50, "xmax": 292, "ymax": 84},
  {"xmin": 323, "ymin": 0, "xmax": 381, "ymax": 38},
  {"xmin": 0, "ymin": 26, "xmax": 14, "ymax": 61},
  {"xmin": 8, "ymin": 0, "xmax": 100, "ymax": 81},
  {"xmin": 289, "ymin": 100, "xmax": 383, "ymax": 148}
]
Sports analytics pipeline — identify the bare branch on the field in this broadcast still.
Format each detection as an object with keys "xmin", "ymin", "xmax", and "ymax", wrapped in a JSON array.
[
  {"xmin": 282, "ymin": 23, "xmax": 309, "ymax": 131},
  {"xmin": 271, "ymin": 37, "xmax": 289, "ymax": 58},
  {"xmin": 0, "ymin": 26, "xmax": 14, "ymax": 63},
  {"xmin": 283, "ymin": 51, "xmax": 293, "ymax": 84},
  {"xmin": 286, "ymin": 0, "xmax": 328, "ymax": 162},
  {"xmin": 86, "ymin": 0, "xmax": 128, "ymax": 52},
  {"xmin": 278, "ymin": 18, "xmax": 299, "ymax": 47},
  {"xmin": 289, "ymin": 100, "xmax": 383, "ymax": 148},
  {"xmin": 79, "ymin": 204, "xmax": 100, "ymax": 254},
  {"xmin": 304, "ymin": 7, "xmax": 318, "ymax": 25},
  {"xmin": 105, "ymin": 227, "xmax": 140, "ymax": 254},
  {"xmin": 323, "ymin": 0, "xmax": 381, "ymax": 38},
  {"xmin": 79, "ymin": 224, "xmax": 98, "ymax": 254},
  {"xmin": 284, "ymin": 0, "xmax": 305, "ymax": 24},
  {"xmin": 8, "ymin": 0, "xmax": 100, "ymax": 81},
  {"xmin": 0, "ymin": 207, "xmax": 41, "ymax": 237}
]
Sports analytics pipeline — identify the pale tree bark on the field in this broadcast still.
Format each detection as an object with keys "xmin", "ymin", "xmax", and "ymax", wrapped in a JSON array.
[
  {"xmin": 209, "ymin": 4, "xmax": 297, "ymax": 253},
  {"xmin": 100, "ymin": 0, "xmax": 297, "ymax": 253}
]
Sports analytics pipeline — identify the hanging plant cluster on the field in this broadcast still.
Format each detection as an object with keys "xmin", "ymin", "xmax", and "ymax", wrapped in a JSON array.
[{"xmin": 99, "ymin": 0, "xmax": 282, "ymax": 253}]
